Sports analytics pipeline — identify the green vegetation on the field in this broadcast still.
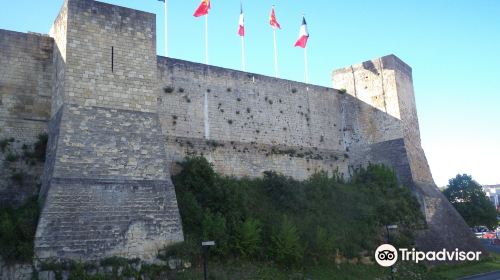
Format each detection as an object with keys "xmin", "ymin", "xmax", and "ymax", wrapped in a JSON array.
[
  {"xmin": 429, "ymin": 253, "xmax": 500, "ymax": 280},
  {"xmin": 171, "ymin": 261, "xmax": 385, "ymax": 280},
  {"xmin": 31, "ymin": 255, "xmax": 500, "ymax": 280},
  {"xmin": 167, "ymin": 157, "xmax": 424, "ymax": 269},
  {"xmin": 170, "ymin": 259, "xmax": 500, "ymax": 280},
  {"xmin": 0, "ymin": 137, "xmax": 15, "ymax": 153},
  {"xmin": 5, "ymin": 152, "xmax": 19, "ymax": 162},
  {"xmin": 338, "ymin": 88, "xmax": 347, "ymax": 94},
  {"xmin": 11, "ymin": 171, "xmax": 26, "ymax": 185},
  {"xmin": 0, "ymin": 196, "xmax": 39, "ymax": 263},
  {"xmin": 443, "ymin": 174, "xmax": 497, "ymax": 229},
  {"xmin": 21, "ymin": 133, "xmax": 48, "ymax": 162},
  {"xmin": 34, "ymin": 133, "xmax": 48, "ymax": 162},
  {"xmin": 39, "ymin": 257, "xmax": 169, "ymax": 280}
]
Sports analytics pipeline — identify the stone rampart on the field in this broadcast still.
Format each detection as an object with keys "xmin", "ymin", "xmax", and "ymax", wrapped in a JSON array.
[{"xmin": 0, "ymin": 0, "xmax": 484, "ymax": 263}]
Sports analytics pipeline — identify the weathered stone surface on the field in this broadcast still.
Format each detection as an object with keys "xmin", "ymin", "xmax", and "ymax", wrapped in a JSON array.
[
  {"xmin": 0, "ymin": 257, "xmax": 34, "ymax": 280},
  {"xmin": 0, "ymin": 30, "xmax": 52, "ymax": 207},
  {"xmin": 38, "ymin": 271, "xmax": 56, "ymax": 280},
  {"xmin": 35, "ymin": 0, "xmax": 183, "ymax": 262},
  {"xmin": 0, "ymin": 0, "xmax": 483, "ymax": 265},
  {"xmin": 333, "ymin": 55, "xmax": 484, "ymax": 254}
]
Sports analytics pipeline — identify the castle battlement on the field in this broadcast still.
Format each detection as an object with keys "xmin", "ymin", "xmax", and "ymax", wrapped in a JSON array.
[{"xmin": 0, "ymin": 0, "xmax": 483, "ymax": 262}]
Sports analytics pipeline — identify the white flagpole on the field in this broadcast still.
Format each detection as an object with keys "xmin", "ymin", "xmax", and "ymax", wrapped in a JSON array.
[
  {"xmin": 205, "ymin": 15, "xmax": 209, "ymax": 65},
  {"xmin": 241, "ymin": 36, "xmax": 246, "ymax": 71},
  {"xmin": 204, "ymin": 13, "xmax": 209, "ymax": 139},
  {"xmin": 204, "ymin": 90, "xmax": 209, "ymax": 139},
  {"xmin": 164, "ymin": 0, "xmax": 168, "ymax": 57},
  {"xmin": 304, "ymin": 47, "xmax": 309, "ymax": 83},
  {"xmin": 273, "ymin": 28, "xmax": 278, "ymax": 78}
]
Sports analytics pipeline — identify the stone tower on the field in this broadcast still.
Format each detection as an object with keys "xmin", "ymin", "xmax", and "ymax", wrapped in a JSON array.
[
  {"xmin": 333, "ymin": 55, "xmax": 484, "ymax": 254},
  {"xmin": 34, "ymin": 0, "xmax": 183, "ymax": 261}
]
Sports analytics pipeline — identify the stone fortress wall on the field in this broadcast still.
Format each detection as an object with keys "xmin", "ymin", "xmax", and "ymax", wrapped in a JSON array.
[
  {"xmin": 0, "ymin": 0, "xmax": 483, "ymax": 263},
  {"xmin": 0, "ymin": 30, "xmax": 53, "ymax": 206}
]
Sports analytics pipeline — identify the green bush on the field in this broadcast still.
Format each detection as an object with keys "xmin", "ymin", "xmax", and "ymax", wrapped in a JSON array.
[
  {"xmin": 201, "ymin": 211, "xmax": 229, "ymax": 256},
  {"xmin": 34, "ymin": 133, "xmax": 48, "ymax": 162},
  {"xmin": 5, "ymin": 152, "xmax": 19, "ymax": 162},
  {"xmin": 234, "ymin": 218, "xmax": 262, "ymax": 258},
  {"xmin": 16, "ymin": 133, "xmax": 48, "ymax": 163},
  {"xmin": 0, "ymin": 196, "xmax": 39, "ymax": 263},
  {"xmin": 171, "ymin": 157, "xmax": 424, "ymax": 268},
  {"xmin": 270, "ymin": 216, "xmax": 304, "ymax": 267},
  {"xmin": 160, "ymin": 236, "xmax": 201, "ymax": 263},
  {"xmin": 0, "ymin": 138, "xmax": 10, "ymax": 153},
  {"xmin": 309, "ymin": 226, "xmax": 335, "ymax": 264},
  {"xmin": 11, "ymin": 171, "xmax": 25, "ymax": 185}
]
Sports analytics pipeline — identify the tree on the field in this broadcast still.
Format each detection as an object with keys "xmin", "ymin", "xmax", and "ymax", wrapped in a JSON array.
[{"xmin": 443, "ymin": 174, "xmax": 497, "ymax": 229}]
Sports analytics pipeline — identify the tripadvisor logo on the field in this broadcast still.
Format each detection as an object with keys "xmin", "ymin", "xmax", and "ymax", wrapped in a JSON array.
[
  {"xmin": 374, "ymin": 244, "xmax": 482, "ymax": 266},
  {"xmin": 375, "ymin": 244, "xmax": 398, "ymax": 267}
]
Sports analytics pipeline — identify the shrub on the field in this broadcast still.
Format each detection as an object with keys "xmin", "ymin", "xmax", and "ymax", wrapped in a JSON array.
[
  {"xmin": 5, "ymin": 152, "xmax": 19, "ymax": 162},
  {"xmin": 171, "ymin": 157, "xmax": 424, "ymax": 268},
  {"xmin": 0, "ymin": 196, "xmax": 39, "ymax": 263},
  {"xmin": 270, "ymin": 216, "xmax": 304, "ymax": 267},
  {"xmin": 309, "ymin": 226, "xmax": 335, "ymax": 264},
  {"xmin": 0, "ymin": 139, "xmax": 10, "ymax": 152},
  {"xmin": 201, "ymin": 211, "xmax": 229, "ymax": 256},
  {"xmin": 34, "ymin": 133, "xmax": 48, "ymax": 162},
  {"xmin": 234, "ymin": 218, "xmax": 262, "ymax": 258},
  {"xmin": 11, "ymin": 172, "xmax": 25, "ymax": 185},
  {"xmin": 160, "ymin": 236, "xmax": 201, "ymax": 264}
]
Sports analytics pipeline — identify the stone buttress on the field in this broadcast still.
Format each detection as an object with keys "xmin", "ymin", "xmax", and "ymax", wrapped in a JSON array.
[
  {"xmin": 333, "ymin": 55, "xmax": 484, "ymax": 254},
  {"xmin": 34, "ymin": 0, "xmax": 183, "ymax": 261}
]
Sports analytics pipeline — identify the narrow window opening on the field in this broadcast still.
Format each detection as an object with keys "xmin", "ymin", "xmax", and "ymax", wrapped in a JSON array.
[{"xmin": 111, "ymin": 46, "xmax": 114, "ymax": 73}]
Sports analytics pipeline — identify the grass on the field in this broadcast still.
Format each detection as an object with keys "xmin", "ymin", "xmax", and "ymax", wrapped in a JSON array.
[
  {"xmin": 29, "ymin": 258, "xmax": 500, "ymax": 280},
  {"xmin": 170, "ymin": 257, "xmax": 500, "ymax": 280},
  {"xmin": 429, "ymin": 253, "xmax": 500, "ymax": 279},
  {"xmin": 171, "ymin": 261, "xmax": 387, "ymax": 280}
]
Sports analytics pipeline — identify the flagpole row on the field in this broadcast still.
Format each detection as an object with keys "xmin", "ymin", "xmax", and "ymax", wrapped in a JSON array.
[
  {"xmin": 273, "ymin": 29, "xmax": 278, "ymax": 78},
  {"xmin": 241, "ymin": 36, "xmax": 246, "ymax": 71}
]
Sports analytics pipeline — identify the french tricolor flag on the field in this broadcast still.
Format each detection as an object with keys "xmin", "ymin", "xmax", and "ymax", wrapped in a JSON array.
[
  {"xmin": 294, "ymin": 16, "xmax": 309, "ymax": 48},
  {"xmin": 238, "ymin": 6, "xmax": 244, "ymax": 36}
]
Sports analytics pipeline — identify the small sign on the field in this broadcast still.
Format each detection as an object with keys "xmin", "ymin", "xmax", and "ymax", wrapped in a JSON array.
[
  {"xmin": 387, "ymin": 225, "xmax": 398, "ymax": 230},
  {"xmin": 202, "ymin": 241, "xmax": 215, "ymax": 246}
]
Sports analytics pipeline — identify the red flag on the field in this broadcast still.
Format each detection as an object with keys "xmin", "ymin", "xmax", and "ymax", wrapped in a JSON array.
[
  {"xmin": 238, "ymin": 6, "xmax": 244, "ymax": 36},
  {"xmin": 294, "ymin": 17, "xmax": 309, "ymax": 48},
  {"xmin": 269, "ymin": 6, "xmax": 281, "ymax": 29},
  {"xmin": 193, "ymin": 0, "xmax": 210, "ymax": 17}
]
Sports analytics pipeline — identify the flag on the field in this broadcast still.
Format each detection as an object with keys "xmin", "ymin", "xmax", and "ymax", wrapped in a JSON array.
[
  {"xmin": 194, "ymin": 0, "xmax": 210, "ymax": 17},
  {"xmin": 238, "ymin": 6, "xmax": 245, "ymax": 36},
  {"xmin": 294, "ymin": 16, "xmax": 309, "ymax": 48},
  {"xmin": 269, "ymin": 6, "xmax": 281, "ymax": 29}
]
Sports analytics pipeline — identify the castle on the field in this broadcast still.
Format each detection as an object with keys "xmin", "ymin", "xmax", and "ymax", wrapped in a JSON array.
[{"xmin": 0, "ymin": 0, "xmax": 483, "ymax": 262}]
